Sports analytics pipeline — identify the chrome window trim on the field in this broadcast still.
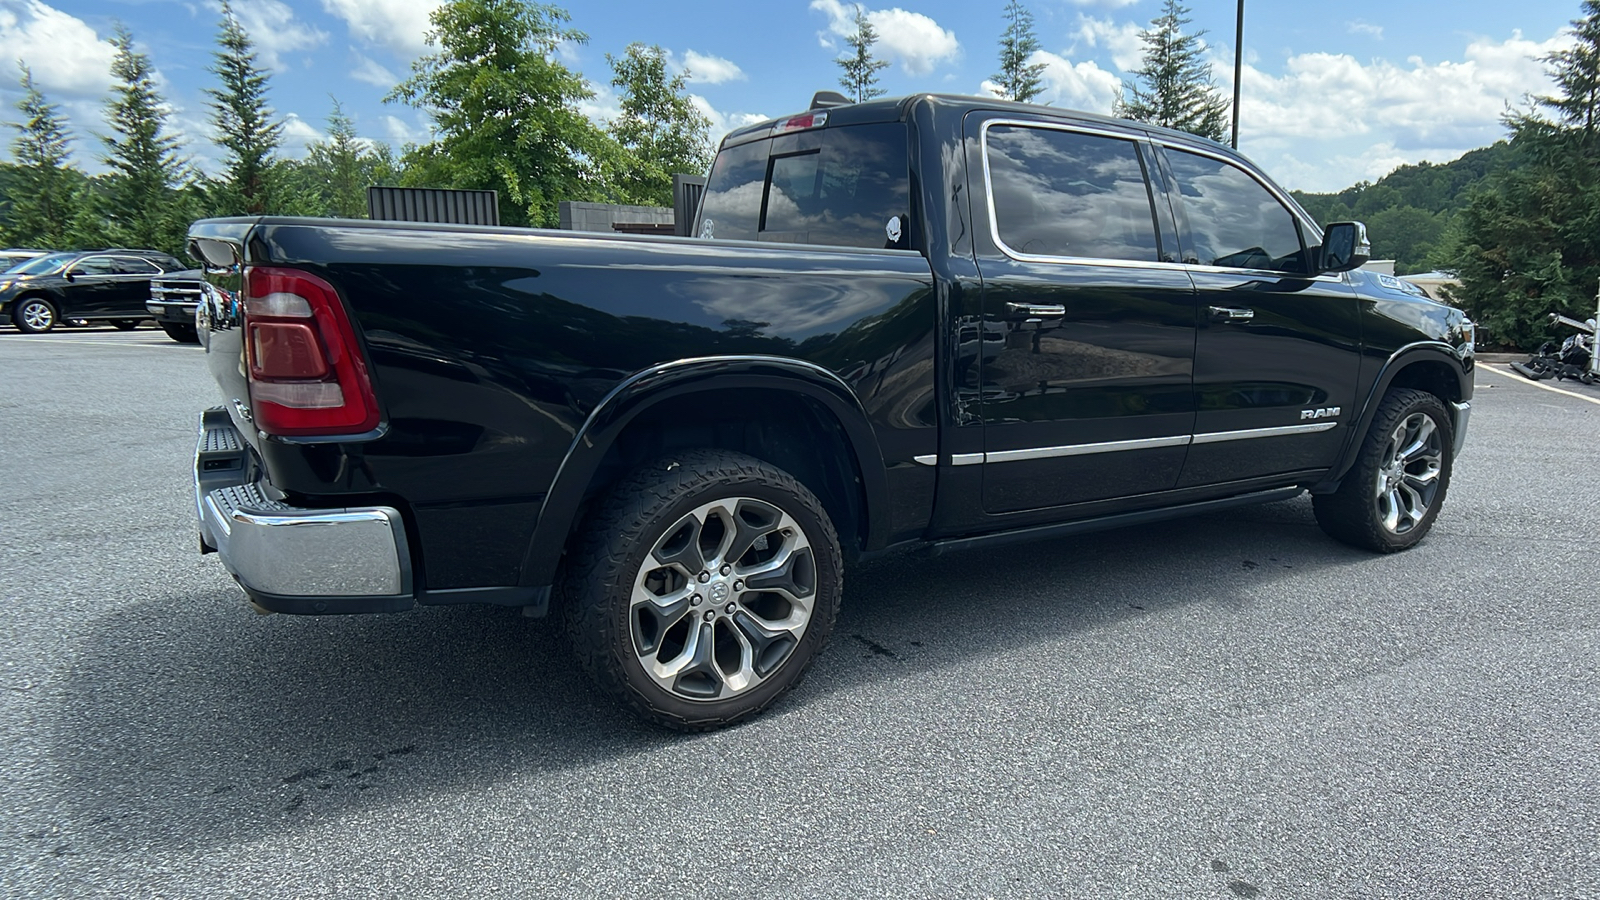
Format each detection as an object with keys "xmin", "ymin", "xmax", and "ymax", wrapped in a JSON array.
[
  {"xmin": 986, "ymin": 434, "xmax": 1192, "ymax": 463},
  {"xmin": 1189, "ymin": 422, "xmax": 1337, "ymax": 445},
  {"xmin": 977, "ymin": 118, "xmax": 1181, "ymax": 271},
  {"xmin": 1151, "ymin": 139, "xmax": 1343, "ymax": 280},
  {"xmin": 956, "ymin": 422, "xmax": 1338, "ymax": 466}
]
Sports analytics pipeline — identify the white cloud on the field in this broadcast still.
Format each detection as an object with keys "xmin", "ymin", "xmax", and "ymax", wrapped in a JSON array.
[
  {"xmin": 349, "ymin": 49, "xmax": 396, "ymax": 88},
  {"xmin": 682, "ymin": 50, "xmax": 744, "ymax": 84},
  {"xmin": 689, "ymin": 93, "xmax": 766, "ymax": 146},
  {"xmin": 1072, "ymin": 16, "xmax": 1144, "ymax": 72},
  {"xmin": 0, "ymin": 0, "xmax": 116, "ymax": 98},
  {"xmin": 1236, "ymin": 29, "xmax": 1573, "ymax": 190},
  {"xmin": 1026, "ymin": 51, "xmax": 1122, "ymax": 113},
  {"xmin": 231, "ymin": 0, "xmax": 327, "ymax": 70},
  {"xmin": 321, "ymin": 0, "xmax": 440, "ymax": 59},
  {"xmin": 282, "ymin": 112, "xmax": 321, "ymax": 142},
  {"xmin": 1066, "ymin": 0, "xmax": 1139, "ymax": 7},
  {"xmin": 1347, "ymin": 21, "xmax": 1384, "ymax": 40},
  {"xmin": 382, "ymin": 113, "xmax": 420, "ymax": 144},
  {"xmin": 809, "ymin": 0, "xmax": 961, "ymax": 77}
]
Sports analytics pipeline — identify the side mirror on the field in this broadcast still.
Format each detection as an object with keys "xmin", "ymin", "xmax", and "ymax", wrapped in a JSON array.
[
  {"xmin": 1318, "ymin": 221, "xmax": 1370, "ymax": 273},
  {"xmin": 63, "ymin": 271, "xmax": 76, "ymax": 282}
]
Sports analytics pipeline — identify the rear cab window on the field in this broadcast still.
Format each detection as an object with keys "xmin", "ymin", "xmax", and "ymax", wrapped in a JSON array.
[{"xmin": 696, "ymin": 121, "xmax": 910, "ymax": 251}]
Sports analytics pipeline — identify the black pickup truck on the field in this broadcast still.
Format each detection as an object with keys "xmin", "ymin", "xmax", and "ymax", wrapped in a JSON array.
[{"xmin": 186, "ymin": 93, "xmax": 1474, "ymax": 730}]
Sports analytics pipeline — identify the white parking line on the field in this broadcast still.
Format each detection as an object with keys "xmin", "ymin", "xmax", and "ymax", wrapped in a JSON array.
[{"xmin": 1499, "ymin": 364, "xmax": 1600, "ymax": 406}]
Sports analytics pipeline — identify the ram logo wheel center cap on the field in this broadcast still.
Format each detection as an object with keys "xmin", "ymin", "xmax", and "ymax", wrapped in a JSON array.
[{"xmin": 708, "ymin": 582, "xmax": 730, "ymax": 603}]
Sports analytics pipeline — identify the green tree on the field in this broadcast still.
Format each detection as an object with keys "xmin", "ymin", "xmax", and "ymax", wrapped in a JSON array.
[
  {"xmin": 5, "ymin": 64, "xmax": 83, "ymax": 248},
  {"xmin": 291, "ymin": 99, "xmax": 400, "ymax": 217},
  {"xmin": 1441, "ymin": 1, "xmax": 1600, "ymax": 348},
  {"xmin": 607, "ymin": 43, "xmax": 713, "ymax": 206},
  {"xmin": 205, "ymin": 0, "xmax": 283, "ymax": 215},
  {"xmin": 1115, "ymin": 0, "xmax": 1228, "ymax": 142},
  {"xmin": 993, "ymin": 1, "xmax": 1046, "ymax": 103},
  {"xmin": 99, "ymin": 26, "xmax": 192, "ymax": 252},
  {"xmin": 386, "ymin": 0, "xmax": 615, "ymax": 227},
  {"xmin": 836, "ymin": 4, "xmax": 890, "ymax": 103}
]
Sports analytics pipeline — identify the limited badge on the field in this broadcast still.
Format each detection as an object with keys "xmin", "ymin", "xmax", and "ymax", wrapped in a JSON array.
[
  {"xmin": 885, "ymin": 215, "xmax": 902, "ymax": 244},
  {"xmin": 699, "ymin": 218, "xmax": 715, "ymax": 239}
]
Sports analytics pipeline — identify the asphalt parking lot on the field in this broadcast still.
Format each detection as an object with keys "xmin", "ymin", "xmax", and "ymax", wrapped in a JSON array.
[{"xmin": 2, "ymin": 330, "xmax": 1597, "ymax": 899}]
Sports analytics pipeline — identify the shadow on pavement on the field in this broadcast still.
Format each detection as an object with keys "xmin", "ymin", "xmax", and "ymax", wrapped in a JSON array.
[{"xmin": 49, "ymin": 495, "xmax": 1372, "ymax": 852}]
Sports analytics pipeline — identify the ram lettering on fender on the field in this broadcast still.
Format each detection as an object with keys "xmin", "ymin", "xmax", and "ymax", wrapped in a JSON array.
[{"xmin": 1301, "ymin": 407, "xmax": 1341, "ymax": 420}]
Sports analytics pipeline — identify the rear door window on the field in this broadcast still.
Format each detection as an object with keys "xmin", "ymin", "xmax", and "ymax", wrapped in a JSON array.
[
  {"xmin": 697, "ymin": 123, "xmax": 910, "ymax": 250},
  {"xmin": 983, "ymin": 124, "xmax": 1164, "ymax": 262}
]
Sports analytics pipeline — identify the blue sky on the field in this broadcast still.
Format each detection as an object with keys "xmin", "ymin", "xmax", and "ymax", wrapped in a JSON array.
[{"xmin": 0, "ymin": 0, "xmax": 1585, "ymax": 192}]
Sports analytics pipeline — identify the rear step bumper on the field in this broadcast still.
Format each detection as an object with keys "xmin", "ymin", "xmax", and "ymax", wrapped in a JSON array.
[{"xmin": 194, "ymin": 407, "xmax": 415, "ymax": 614}]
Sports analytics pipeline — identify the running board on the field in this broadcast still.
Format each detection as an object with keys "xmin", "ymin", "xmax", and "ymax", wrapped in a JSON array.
[
  {"xmin": 1509, "ymin": 361, "xmax": 1544, "ymax": 381},
  {"xmin": 924, "ymin": 487, "xmax": 1306, "ymax": 557}
]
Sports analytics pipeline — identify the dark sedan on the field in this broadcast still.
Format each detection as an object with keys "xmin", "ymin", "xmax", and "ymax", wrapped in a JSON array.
[{"xmin": 1, "ymin": 249, "xmax": 186, "ymax": 333}]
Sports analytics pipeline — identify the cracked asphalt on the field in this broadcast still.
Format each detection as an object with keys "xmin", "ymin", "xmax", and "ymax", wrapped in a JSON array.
[{"xmin": 1, "ymin": 329, "xmax": 1596, "ymax": 898}]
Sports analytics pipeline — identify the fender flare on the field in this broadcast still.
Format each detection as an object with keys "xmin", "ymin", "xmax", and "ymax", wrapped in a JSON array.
[
  {"xmin": 1318, "ymin": 341, "xmax": 1471, "ymax": 488},
  {"xmin": 517, "ymin": 355, "xmax": 891, "ymax": 588}
]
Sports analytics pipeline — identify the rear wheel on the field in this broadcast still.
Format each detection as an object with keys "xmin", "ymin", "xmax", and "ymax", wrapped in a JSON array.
[
  {"xmin": 1313, "ymin": 388, "xmax": 1452, "ymax": 552},
  {"xmin": 12, "ymin": 296, "xmax": 57, "ymax": 333},
  {"xmin": 563, "ymin": 449, "xmax": 843, "ymax": 731},
  {"xmin": 160, "ymin": 321, "xmax": 199, "ymax": 343}
]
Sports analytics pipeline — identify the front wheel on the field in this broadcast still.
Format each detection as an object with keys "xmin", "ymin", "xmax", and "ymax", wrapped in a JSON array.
[
  {"xmin": 563, "ymin": 449, "xmax": 843, "ymax": 731},
  {"xmin": 1313, "ymin": 388, "xmax": 1453, "ymax": 552},
  {"xmin": 13, "ymin": 297, "xmax": 57, "ymax": 333}
]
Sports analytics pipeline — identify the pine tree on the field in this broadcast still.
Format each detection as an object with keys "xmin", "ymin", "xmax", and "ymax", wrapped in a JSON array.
[
  {"xmin": 1115, "ymin": 0, "xmax": 1229, "ymax": 142},
  {"xmin": 7, "ymin": 63, "xmax": 80, "ymax": 248},
  {"xmin": 1534, "ymin": 0, "xmax": 1600, "ymax": 149},
  {"xmin": 837, "ymin": 5, "xmax": 890, "ymax": 103},
  {"xmin": 100, "ymin": 26, "xmax": 190, "ymax": 252},
  {"xmin": 993, "ymin": 1, "xmax": 1046, "ymax": 103},
  {"xmin": 299, "ymin": 99, "xmax": 399, "ymax": 217},
  {"xmin": 608, "ymin": 43, "xmax": 713, "ymax": 206},
  {"xmin": 206, "ymin": 0, "xmax": 283, "ymax": 215}
]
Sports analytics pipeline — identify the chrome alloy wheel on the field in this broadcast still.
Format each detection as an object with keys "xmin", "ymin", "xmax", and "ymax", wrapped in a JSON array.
[
  {"xmin": 1374, "ymin": 411, "xmax": 1444, "ymax": 534},
  {"xmin": 19, "ymin": 299, "xmax": 54, "ymax": 332},
  {"xmin": 630, "ymin": 497, "xmax": 817, "ymax": 701}
]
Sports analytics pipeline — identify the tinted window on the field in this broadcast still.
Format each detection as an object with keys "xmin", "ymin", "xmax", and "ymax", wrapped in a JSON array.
[
  {"xmin": 697, "ymin": 138, "xmax": 769, "ymax": 242},
  {"xmin": 985, "ymin": 125, "xmax": 1161, "ymax": 262},
  {"xmin": 760, "ymin": 124, "xmax": 909, "ymax": 249},
  {"xmin": 11, "ymin": 253, "xmax": 73, "ymax": 275},
  {"xmin": 113, "ymin": 257, "xmax": 160, "ymax": 275},
  {"xmin": 1165, "ymin": 149, "xmax": 1306, "ymax": 273},
  {"xmin": 73, "ymin": 257, "xmax": 116, "ymax": 276},
  {"xmin": 696, "ymin": 123, "xmax": 910, "ymax": 250}
]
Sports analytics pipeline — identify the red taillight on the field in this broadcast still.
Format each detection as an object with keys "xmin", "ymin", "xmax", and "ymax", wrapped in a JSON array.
[{"xmin": 243, "ymin": 267, "xmax": 380, "ymax": 436}]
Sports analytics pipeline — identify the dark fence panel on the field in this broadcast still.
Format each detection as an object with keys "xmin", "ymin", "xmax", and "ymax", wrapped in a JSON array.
[
  {"xmin": 367, "ymin": 187, "xmax": 500, "ymax": 226},
  {"xmin": 672, "ymin": 175, "xmax": 707, "ymax": 236}
]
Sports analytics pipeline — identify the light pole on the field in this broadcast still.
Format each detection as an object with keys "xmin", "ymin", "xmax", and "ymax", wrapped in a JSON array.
[{"xmin": 1231, "ymin": 0, "xmax": 1243, "ymax": 149}]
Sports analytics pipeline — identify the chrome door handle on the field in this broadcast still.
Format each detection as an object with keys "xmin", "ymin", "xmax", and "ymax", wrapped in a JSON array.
[
  {"xmin": 1209, "ymin": 306, "xmax": 1255, "ymax": 323},
  {"xmin": 1005, "ymin": 302, "xmax": 1066, "ymax": 317}
]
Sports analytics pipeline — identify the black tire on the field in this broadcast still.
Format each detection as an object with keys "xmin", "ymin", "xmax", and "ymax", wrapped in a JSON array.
[
  {"xmin": 12, "ymin": 296, "xmax": 57, "ymax": 333},
  {"xmin": 562, "ymin": 448, "xmax": 843, "ymax": 731},
  {"xmin": 110, "ymin": 319, "xmax": 141, "ymax": 330},
  {"xmin": 160, "ymin": 321, "xmax": 200, "ymax": 343},
  {"xmin": 1313, "ymin": 388, "xmax": 1453, "ymax": 553}
]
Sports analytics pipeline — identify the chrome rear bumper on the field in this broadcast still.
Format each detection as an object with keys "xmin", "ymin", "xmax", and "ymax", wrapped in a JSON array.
[{"xmin": 195, "ymin": 408, "xmax": 414, "ymax": 613}]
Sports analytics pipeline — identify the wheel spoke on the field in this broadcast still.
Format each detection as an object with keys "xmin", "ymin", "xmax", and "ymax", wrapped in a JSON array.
[
  {"xmin": 1398, "ymin": 417, "xmax": 1438, "ymax": 462},
  {"xmin": 1380, "ymin": 488, "xmax": 1402, "ymax": 532},
  {"xmin": 742, "ymin": 547, "xmax": 816, "ymax": 607},
  {"xmin": 650, "ymin": 511, "xmax": 707, "ymax": 575}
]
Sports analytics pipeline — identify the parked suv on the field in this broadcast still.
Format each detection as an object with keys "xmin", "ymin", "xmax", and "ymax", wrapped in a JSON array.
[{"xmin": 1, "ymin": 249, "xmax": 186, "ymax": 333}]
